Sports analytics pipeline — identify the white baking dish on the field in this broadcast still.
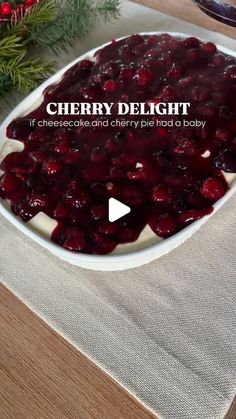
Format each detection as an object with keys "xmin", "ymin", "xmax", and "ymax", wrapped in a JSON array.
[{"xmin": 0, "ymin": 32, "xmax": 235, "ymax": 271}]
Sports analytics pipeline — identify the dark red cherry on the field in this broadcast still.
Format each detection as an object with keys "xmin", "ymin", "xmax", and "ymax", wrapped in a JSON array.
[
  {"xmin": 215, "ymin": 128, "xmax": 230, "ymax": 142},
  {"xmin": 200, "ymin": 178, "xmax": 225, "ymax": 201},
  {"xmin": 150, "ymin": 214, "xmax": 177, "ymax": 238},
  {"xmin": 134, "ymin": 68, "xmax": 153, "ymax": 86},
  {"xmin": 103, "ymin": 79, "xmax": 117, "ymax": 92},
  {"xmin": 223, "ymin": 65, "xmax": 236, "ymax": 81},
  {"xmin": 122, "ymin": 185, "xmax": 145, "ymax": 207},
  {"xmin": 53, "ymin": 203, "xmax": 70, "ymax": 219},
  {"xmin": 167, "ymin": 64, "xmax": 183, "ymax": 79},
  {"xmin": 28, "ymin": 194, "xmax": 49, "ymax": 208},
  {"xmin": 210, "ymin": 54, "xmax": 225, "ymax": 68},
  {"xmin": 174, "ymin": 137, "xmax": 198, "ymax": 156},
  {"xmin": 197, "ymin": 101, "xmax": 218, "ymax": 118},
  {"xmin": 183, "ymin": 37, "xmax": 200, "ymax": 49},
  {"xmin": 63, "ymin": 227, "xmax": 86, "ymax": 252},
  {"xmin": 90, "ymin": 147, "xmax": 106, "ymax": 163},
  {"xmin": 90, "ymin": 204, "xmax": 107, "ymax": 221},
  {"xmin": 7, "ymin": 119, "xmax": 31, "ymax": 140},
  {"xmin": 151, "ymin": 185, "xmax": 172, "ymax": 204},
  {"xmin": 0, "ymin": 174, "xmax": 20, "ymax": 195},
  {"xmin": 214, "ymin": 150, "xmax": 236, "ymax": 173},
  {"xmin": 201, "ymin": 42, "xmax": 217, "ymax": 55},
  {"xmin": 91, "ymin": 233, "xmax": 116, "ymax": 255},
  {"xmin": 192, "ymin": 85, "xmax": 210, "ymax": 102},
  {"xmin": 98, "ymin": 221, "xmax": 119, "ymax": 236},
  {"xmin": 119, "ymin": 67, "xmax": 135, "ymax": 81},
  {"xmin": 65, "ymin": 183, "xmax": 89, "ymax": 209},
  {"xmin": 179, "ymin": 76, "xmax": 194, "ymax": 87},
  {"xmin": 78, "ymin": 59, "xmax": 94, "ymax": 69},
  {"xmin": 29, "ymin": 151, "xmax": 46, "ymax": 164},
  {"xmin": 119, "ymin": 226, "xmax": 140, "ymax": 243},
  {"xmin": 126, "ymin": 34, "xmax": 144, "ymax": 47},
  {"xmin": 43, "ymin": 159, "xmax": 62, "ymax": 175},
  {"xmin": 178, "ymin": 209, "xmax": 212, "ymax": 226}
]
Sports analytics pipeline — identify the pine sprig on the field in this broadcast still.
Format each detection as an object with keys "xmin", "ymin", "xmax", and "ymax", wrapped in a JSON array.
[
  {"xmin": 0, "ymin": 56, "xmax": 54, "ymax": 93},
  {"xmin": 95, "ymin": 0, "xmax": 121, "ymax": 21},
  {"xmin": 0, "ymin": 0, "xmax": 120, "ymax": 107},
  {"xmin": 6, "ymin": 0, "xmax": 55, "ymax": 37},
  {"xmin": 29, "ymin": 0, "xmax": 120, "ymax": 54},
  {"xmin": 0, "ymin": 73, "xmax": 12, "ymax": 97},
  {"xmin": 0, "ymin": 35, "xmax": 24, "ymax": 58}
]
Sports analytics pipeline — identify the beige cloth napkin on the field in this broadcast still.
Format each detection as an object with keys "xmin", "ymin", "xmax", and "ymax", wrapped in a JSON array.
[{"xmin": 0, "ymin": 2, "xmax": 236, "ymax": 418}]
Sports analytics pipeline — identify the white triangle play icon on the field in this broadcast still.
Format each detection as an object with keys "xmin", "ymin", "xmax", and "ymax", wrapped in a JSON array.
[{"xmin": 108, "ymin": 198, "xmax": 131, "ymax": 222}]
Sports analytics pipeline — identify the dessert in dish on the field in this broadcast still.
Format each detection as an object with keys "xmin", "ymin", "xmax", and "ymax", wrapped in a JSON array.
[{"xmin": 0, "ymin": 33, "xmax": 236, "ymax": 255}]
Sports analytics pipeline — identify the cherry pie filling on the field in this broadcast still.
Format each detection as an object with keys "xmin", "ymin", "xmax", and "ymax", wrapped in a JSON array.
[{"xmin": 0, "ymin": 34, "xmax": 236, "ymax": 254}]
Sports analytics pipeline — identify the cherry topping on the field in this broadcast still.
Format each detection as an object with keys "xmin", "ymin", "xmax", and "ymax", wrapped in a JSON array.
[
  {"xmin": 201, "ymin": 42, "xmax": 217, "ymax": 55},
  {"xmin": 215, "ymin": 128, "xmax": 230, "ymax": 142},
  {"xmin": 134, "ymin": 68, "xmax": 153, "ymax": 86},
  {"xmin": 28, "ymin": 194, "xmax": 49, "ymax": 208},
  {"xmin": 119, "ymin": 68, "xmax": 135, "ymax": 81},
  {"xmin": 0, "ymin": 174, "xmax": 20, "ymax": 195},
  {"xmin": 167, "ymin": 64, "xmax": 183, "ymax": 79},
  {"xmin": 223, "ymin": 65, "xmax": 236, "ymax": 81},
  {"xmin": 1, "ymin": 34, "xmax": 235, "ymax": 255},
  {"xmin": 90, "ymin": 204, "xmax": 107, "ymax": 221},
  {"xmin": 192, "ymin": 85, "xmax": 210, "ymax": 102},
  {"xmin": 200, "ymin": 178, "xmax": 225, "ymax": 201},
  {"xmin": 214, "ymin": 150, "xmax": 236, "ymax": 173},
  {"xmin": 98, "ymin": 221, "xmax": 119, "ymax": 236},
  {"xmin": 62, "ymin": 227, "xmax": 86, "ymax": 252},
  {"xmin": 65, "ymin": 183, "xmax": 89, "ymax": 209},
  {"xmin": 103, "ymin": 80, "xmax": 117, "ymax": 92},
  {"xmin": 174, "ymin": 138, "xmax": 198, "ymax": 156},
  {"xmin": 178, "ymin": 209, "xmax": 212, "ymax": 226},
  {"xmin": 43, "ymin": 159, "xmax": 62, "ymax": 175},
  {"xmin": 150, "ymin": 214, "xmax": 177, "ymax": 238},
  {"xmin": 122, "ymin": 185, "xmax": 145, "ymax": 207},
  {"xmin": 54, "ymin": 203, "xmax": 70, "ymax": 219},
  {"xmin": 91, "ymin": 147, "xmax": 106, "ymax": 163},
  {"xmin": 183, "ymin": 37, "xmax": 200, "ymax": 49},
  {"xmin": 151, "ymin": 185, "xmax": 171, "ymax": 204}
]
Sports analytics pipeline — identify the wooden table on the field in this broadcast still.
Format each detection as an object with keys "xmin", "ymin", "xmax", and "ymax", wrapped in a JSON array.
[
  {"xmin": 134, "ymin": 0, "xmax": 236, "ymax": 38},
  {"xmin": 0, "ymin": 1, "xmax": 235, "ymax": 418},
  {"xmin": 0, "ymin": 284, "xmax": 155, "ymax": 419}
]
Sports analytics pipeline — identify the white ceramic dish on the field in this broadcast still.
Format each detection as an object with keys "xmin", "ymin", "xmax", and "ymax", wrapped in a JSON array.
[{"xmin": 0, "ymin": 32, "xmax": 236, "ymax": 271}]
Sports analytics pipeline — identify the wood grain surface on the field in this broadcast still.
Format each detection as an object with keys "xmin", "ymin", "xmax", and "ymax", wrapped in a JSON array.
[
  {"xmin": 133, "ymin": 0, "xmax": 236, "ymax": 38},
  {"xmin": 0, "ymin": 283, "xmax": 234, "ymax": 419},
  {"xmin": 0, "ymin": 284, "xmax": 155, "ymax": 419},
  {"xmin": 224, "ymin": 397, "xmax": 236, "ymax": 419}
]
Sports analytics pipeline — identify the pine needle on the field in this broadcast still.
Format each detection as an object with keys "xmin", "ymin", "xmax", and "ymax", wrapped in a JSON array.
[
  {"xmin": 0, "ymin": 56, "xmax": 54, "ymax": 93},
  {"xmin": 0, "ymin": 35, "xmax": 25, "ymax": 58},
  {"xmin": 0, "ymin": 0, "xmax": 120, "ymax": 104},
  {"xmin": 29, "ymin": 0, "xmax": 120, "ymax": 54},
  {"xmin": 6, "ymin": 0, "xmax": 55, "ymax": 37}
]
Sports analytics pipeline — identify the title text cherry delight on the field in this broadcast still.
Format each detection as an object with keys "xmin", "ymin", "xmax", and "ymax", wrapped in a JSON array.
[{"xmin": 46, "ymin": 102, "xmax": 190, "ymax": 116}]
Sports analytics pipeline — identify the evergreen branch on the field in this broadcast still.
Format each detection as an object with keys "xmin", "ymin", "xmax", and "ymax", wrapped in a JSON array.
[
  {"xmin": 0, "ymin": 73, "xmax": 13, "ymax": 98},
  {"xmin": 0, "ymin": 0, "xmax": 120, "ymax": 106},
  {"xmin": 29, "ymin": 0, "xmax": 120, "ymax": 54},
  {"xmin": 6, "ymin": 0, "xmax": 55, "ymax": 37},
  {"xmin": 95, "ymin": 0, "xmax": 121, "ymax": 21},
  {"xmin": 0, "ymin": 35, "xmax": 25, "ymax": 58},
  {"xmin": 0, "ymin": 57, "xmax": 54, "ymax": 93}
]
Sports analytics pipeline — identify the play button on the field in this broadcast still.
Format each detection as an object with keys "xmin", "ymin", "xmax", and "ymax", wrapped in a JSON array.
[{"xmin": 108, "ymin": 198, "xmax": 131, "ymax": 222}]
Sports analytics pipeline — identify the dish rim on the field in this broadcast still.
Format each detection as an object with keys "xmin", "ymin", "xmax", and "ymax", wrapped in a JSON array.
[{"xmin": 0, "ymin": 31, "xmax": 236, "ymax": 264}]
